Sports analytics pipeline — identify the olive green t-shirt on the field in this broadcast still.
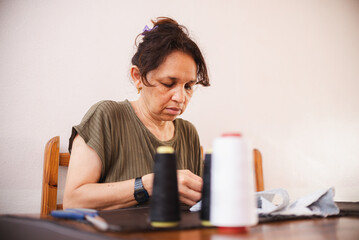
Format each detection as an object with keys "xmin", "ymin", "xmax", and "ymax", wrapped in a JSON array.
[{"xmin": 69, "ymin": 100, "xmax": 202, "ymax": 183}]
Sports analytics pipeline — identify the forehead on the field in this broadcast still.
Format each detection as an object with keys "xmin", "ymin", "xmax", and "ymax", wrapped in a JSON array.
[{"xmin": 153, "ymin": 51, "xmax": 197, "ymax": 79}]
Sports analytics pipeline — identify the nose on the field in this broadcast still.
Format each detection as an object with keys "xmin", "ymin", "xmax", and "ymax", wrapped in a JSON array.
[{"xmin": 172, "ymin": 86, "xmax": 185, "ymax": 103}]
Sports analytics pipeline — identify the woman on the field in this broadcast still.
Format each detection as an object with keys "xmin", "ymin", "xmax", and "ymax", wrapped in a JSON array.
[{"xmin": 63, "ymin": 17, "xmax": 210, "ymax": 210}]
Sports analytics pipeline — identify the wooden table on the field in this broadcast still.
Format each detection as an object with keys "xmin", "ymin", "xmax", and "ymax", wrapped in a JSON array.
[
  {"xmin": 115, "ymin": 217, "xmax": 359, "ymax": 240},
  {"xmin": 1, "ymin": 203, "xmax": 359, "ymax": 240},
  {"xmin": 1, "ymin": 214, "xmax": 359, "ymax": 240}
]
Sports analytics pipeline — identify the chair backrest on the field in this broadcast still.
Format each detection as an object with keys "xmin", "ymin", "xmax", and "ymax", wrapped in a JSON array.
[
  {"xmin": 253, "ymin": 149, "xmax": 264, "ymax": 192},
  {"xmin": 41, "ymin": 136, "xmax": 69, "ymax": 215},
  {"xmin": 40, "ymin": 136, "xmax": 264, "ymax": 215}
]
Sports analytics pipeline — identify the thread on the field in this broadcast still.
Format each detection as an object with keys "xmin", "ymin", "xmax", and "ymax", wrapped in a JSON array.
[
  {"xmin": 200, "ymin": 151, "xmax": 212, "ymax": 226},
  {"xmin": 210, "ymin": 133, "xmax": 258, "ymax": 229},
  {"xmin": 150, "ymin": 146, "xmax": 180, "ymax": 227}
]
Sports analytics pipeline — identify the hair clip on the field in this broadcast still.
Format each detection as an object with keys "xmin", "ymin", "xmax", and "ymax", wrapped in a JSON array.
[{"xmin": 142, "ymin": 25, "xmax": 158, "ymax": 35}]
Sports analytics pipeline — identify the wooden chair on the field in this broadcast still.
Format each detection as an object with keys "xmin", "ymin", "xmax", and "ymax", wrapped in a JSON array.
[
  {"xmin": 41, "ymin": 136, "xmax": 264, "ymax": 215},
  {"xmin": 41, "ymin": 136, "xmax": 70, "ymax": 215},
  {"xmin": 253, "ymin": 149, "xmax": 264, "ymax": 192}
]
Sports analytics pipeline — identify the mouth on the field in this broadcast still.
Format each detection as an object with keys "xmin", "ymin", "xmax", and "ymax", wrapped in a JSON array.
[{"xmin": 166, "ymin": 107, "xmax": 182, "ymax": 115}]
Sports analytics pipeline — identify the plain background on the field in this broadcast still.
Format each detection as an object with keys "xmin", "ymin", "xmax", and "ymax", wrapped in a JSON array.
[{"xmin": 1, "ymin": 0, "xmax": 358, "ymax": 214}]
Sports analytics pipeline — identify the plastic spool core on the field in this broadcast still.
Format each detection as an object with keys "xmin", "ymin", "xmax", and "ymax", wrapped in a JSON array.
[
  {"xmin": 151, "ymin": 221, "xmax": 179, "ymax": 228},
  {"xmin": 205, "ymin": 149, "xmax": 213, "ymax": 154},
  {"xmin": 156, "ymin": 146, "xmax": 174, "ymax": 154},
  {"xmin": 221, "ymin": 133, "xmax": 242, "ymax": 137}
]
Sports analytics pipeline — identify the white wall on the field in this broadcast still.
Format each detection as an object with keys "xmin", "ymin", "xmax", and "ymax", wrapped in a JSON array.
[{"xmin": 1, "ymin": 0, "xmax": 358, "ymax": 214}]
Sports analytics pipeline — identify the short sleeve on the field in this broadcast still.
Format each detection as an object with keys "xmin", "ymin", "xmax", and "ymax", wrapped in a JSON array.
[{"xmin": 68, "ymin": 101, "xmax": 115, "ymax": 177}]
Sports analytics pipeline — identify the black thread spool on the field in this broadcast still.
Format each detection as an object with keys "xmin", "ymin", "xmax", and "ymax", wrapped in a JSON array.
[
  {"xmin": 150, "ymin": 146, "xmax": 180, "ymax": 228},
  {"xmin": 200, "ymin": 150, "xmax": 212, "ymax": 226}
]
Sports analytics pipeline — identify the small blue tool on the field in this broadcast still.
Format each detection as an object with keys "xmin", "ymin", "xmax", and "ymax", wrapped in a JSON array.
[{"xmin": 51, "ymin": 208, "xmax": 113, "ymax": 231}]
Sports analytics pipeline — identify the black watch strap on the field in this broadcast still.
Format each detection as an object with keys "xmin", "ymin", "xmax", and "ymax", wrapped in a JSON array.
[
  {"xmin": 134, "ymin": 177, "xmax": 149, "ymax": 204},
  {"xmin": 134, "ymin": 177, "xmax": 144, "ymax": 190}
]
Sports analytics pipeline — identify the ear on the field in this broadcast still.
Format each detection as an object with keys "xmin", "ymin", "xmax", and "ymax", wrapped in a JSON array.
[{"xmin": 130, "ymin": 66, "xmax": 143, "ymax": 89}]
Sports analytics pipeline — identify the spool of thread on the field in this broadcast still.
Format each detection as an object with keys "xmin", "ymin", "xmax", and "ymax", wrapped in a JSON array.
[
  {"xmin": 200, "ymin": 150, "xmax": 212, "ymax": 226},
  {"xmin": 150, "ymin": 146, "xmax": 180, "ymax": 228},
  {"xmin": 210, "ymin": 133, "xmax": 258, "ymax": 232}
]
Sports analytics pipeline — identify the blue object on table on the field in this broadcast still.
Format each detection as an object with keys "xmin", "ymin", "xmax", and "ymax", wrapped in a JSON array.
[
  {"xmin": 51, "ymin": 208, "xmax": 111, "ymax": 231},
  {"xmin": 51, "ymin": 210, "xmax": 86, "ymax": 220}
]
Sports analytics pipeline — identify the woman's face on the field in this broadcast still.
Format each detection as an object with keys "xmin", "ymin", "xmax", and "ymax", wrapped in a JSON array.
[{"xmin": 139, "ymin": 51, "xmax": 197, "ymax": 122}]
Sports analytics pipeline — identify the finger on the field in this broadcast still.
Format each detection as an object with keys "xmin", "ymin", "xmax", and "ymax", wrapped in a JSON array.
[
  {"xmin": 187, "ymin": 180, "xmax": 202, "ymax": 193},
  {"xmin": 178, "ymin": 185, "xmax": 202, "ymax": 203},
  {"xmin": 184, "ymin": 176, "xmax": 203, "ymax": 192},
  {"xmin": 179, "ymin": 196, "xmax": 197, "ymax": 206},
  {"xmin": 177, "ymin": 171, "xmax": 203, "ymax": 192},
  {"xmin": 179, "ymin": 169, "xmax": 203, "ymax": 182}
]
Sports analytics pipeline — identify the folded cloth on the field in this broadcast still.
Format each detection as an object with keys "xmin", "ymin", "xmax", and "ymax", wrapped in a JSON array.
[
  {"xmin": 256, "ymin": 188, "xmax": 289, "ymax": 214},
  {"xmin": 257, "ymin": 187, "xmax": 340, "ymax": 217},
  {"xmin": 190, "ymin": 201, "xmax": 202, "ymax": 212},
  {"xmin": 191, "ymin": 187, "xmax": 340, "ymax": 218}
]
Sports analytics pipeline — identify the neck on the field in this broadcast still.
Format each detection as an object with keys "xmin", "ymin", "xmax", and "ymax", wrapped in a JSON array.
[{"xmin": 131, "ymin": 100, "xmax": 174, "ymax": 141}]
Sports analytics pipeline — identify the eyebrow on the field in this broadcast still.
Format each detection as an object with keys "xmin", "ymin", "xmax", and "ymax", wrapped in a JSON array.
[{"xmin": 167, "ymin": 77, "xmax": 197, "ymax": 84}]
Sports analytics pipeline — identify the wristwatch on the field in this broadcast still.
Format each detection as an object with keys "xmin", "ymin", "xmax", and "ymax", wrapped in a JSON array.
[{"xmin": 134, "ymin": 177, "xmax": 149, "ymax": 204}]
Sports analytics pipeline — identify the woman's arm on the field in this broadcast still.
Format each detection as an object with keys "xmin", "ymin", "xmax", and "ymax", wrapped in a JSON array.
[{"xmin": 63, "ymin": 134, "xmax": 154, "ymax": 210}]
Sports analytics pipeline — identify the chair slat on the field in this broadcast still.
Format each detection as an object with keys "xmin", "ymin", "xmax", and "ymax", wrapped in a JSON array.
[
  {"xmin": 59, "ymin": 153, "xmax": 70, "ymax": 167},
  {"xmin": 254, "ymin": 149, "xmax": 264, "ymax": 192},
  {"xmin": 41, "ymin": 136, "xmax": 60, "ymax": 215}
]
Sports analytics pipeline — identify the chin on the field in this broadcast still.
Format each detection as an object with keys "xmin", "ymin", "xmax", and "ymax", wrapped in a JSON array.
[
  {"xmin": 167, "ymin": 117, "xmax": 178, "ymax": 121},
  {"xmin": 163, "ymin": 115, "xmax": 178, "ymax": 121}
]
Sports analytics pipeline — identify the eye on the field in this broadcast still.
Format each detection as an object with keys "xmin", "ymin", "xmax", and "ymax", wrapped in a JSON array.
[
  {"xmin": 185, "ymin": 83, "xmax": 195, "ymax": 91},
  {"xmin": 162, "ymin": 82, "xmax": 174, "ymax": 88}
]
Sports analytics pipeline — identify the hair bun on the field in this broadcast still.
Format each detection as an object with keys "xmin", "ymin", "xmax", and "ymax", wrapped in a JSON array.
[{"xmin": 152, "ymin": 17, "xmax": 179, "ymax": 27}]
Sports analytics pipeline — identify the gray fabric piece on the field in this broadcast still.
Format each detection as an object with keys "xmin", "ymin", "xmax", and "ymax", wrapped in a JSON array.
[
  {"xmin": 256, "ymin": 187, "xmax": 340, "ymax": 217},
  {"xmin": 191, "ymin": 187, "xmax": 340, "ymax": 218},
  {"xmin": 256, "ymin": 188, "xmax": 289, "ymax": 214}
]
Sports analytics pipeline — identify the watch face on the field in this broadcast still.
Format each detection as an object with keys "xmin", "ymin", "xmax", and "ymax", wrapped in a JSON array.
[
  {"xmin": 136, "ymin": 191, "xmax": 145, "ymax": 199},
  {"xmin": 135, "ymin": 189, "xmax": 149, "ymax": 203}
]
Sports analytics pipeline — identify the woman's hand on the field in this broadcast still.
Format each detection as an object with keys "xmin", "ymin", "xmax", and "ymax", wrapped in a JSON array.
[
  {"xmin": 143, "ymin": 170, "xmax": 203, "ymax": 206},
  {"xmin": 177, "ymin": 169, "xmax": 203, "ymax": 206},
  {"xmin": 143, "ymin": 170, "xmax": 202, "ymax": 206}
]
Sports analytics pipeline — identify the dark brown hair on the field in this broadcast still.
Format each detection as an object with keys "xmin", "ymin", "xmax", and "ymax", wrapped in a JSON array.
[{"xmin": 131, "ymin": 17, "xmax": 210, "ymax": 87}]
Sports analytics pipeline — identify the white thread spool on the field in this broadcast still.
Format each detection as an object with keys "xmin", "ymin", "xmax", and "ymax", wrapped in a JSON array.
[{"xmin": 210, "ymin": 133, "xmax": 258, "ymax": 232}]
